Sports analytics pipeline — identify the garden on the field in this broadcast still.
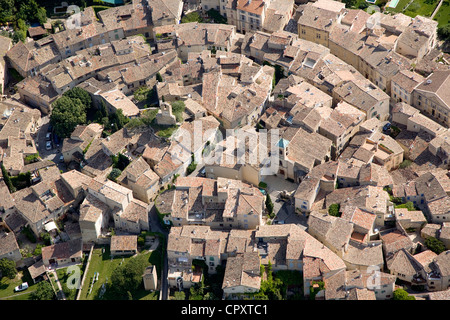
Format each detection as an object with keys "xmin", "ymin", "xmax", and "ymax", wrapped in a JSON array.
[{"xmin": 78, "ymin": 235, "xmax": 163, "ymax": 300}]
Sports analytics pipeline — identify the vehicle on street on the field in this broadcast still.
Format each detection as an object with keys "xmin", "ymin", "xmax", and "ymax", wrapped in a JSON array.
[
  {"xmin": 59, "ymin": 155, "xmax": 64, "ymax": 162},
  {"xmin": 14, "ymin": 282, "xmax": 28, "ymax": 292},
  {"xmin": 46, "ymin": 141, "xmax": 52, "ymax": 150},
  {"xmin": 383, "ymin": 122, "xmax": 391, "ymax": 132},
  {"xmin": 46, "ymin": 132, "xmax": 52, "ymax": 141}
]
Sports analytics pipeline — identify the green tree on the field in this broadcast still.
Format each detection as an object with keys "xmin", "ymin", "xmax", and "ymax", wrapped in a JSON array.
[
  {"xmin": 109, "ymin": 109, "xmax": 129, "ymax": 132},
  {"xmin": 108, "ymin": 168, "xmax": 122, "ymax": 182},
  {"xmin": 425, "ymin": 237, "xmax": 446, "ymax": 255},
  {"xmin": 186, "ymin": 154, "xmax": 197, "ymax": 175},
  {"xmin": 0, "ymin": 258, "xmax": 17, "ymax": 279},
  {"xmin": 0, "ymin": 0, "xmax": 14, "ymax": 24},
  {"xmin": 63, "ymin": 87, "xmax": 92, "ymax": 110},
  {"xmin": 16, "ymin": 0, "xmax": 46, "ymax": 24},
  {"xmin": 33, "ymin": 244, "xmax": 45, "ymax": 256},
  {"xmin": 393, "ymin": 288, "xmax": 415, "ymax": 300},
  {"xmin": 438, "ymin": 24, "xmax": 450, "ymax": 41},
  {"xmin": 30, "ymin": 281, "xmax": 56, "ymax": 300},
  {"xmin": 265, "ymin": 194, "xmax": 274, "ymax": 218},
  {"xmin": 111, "ymin": 256, "xmax": 146, "ymax": 295},
  {"xmin": 328, "ymin": 203, "xmax": 341, "ymax": 217},
  {"xmin": 36, "ymin": 6, "xmax": 47, "ymax": 25},
  {"xmin": 1, "ymin": 164, "xmax": 16, "ymax": 193},
  {"xmin": 40, "ymin": 232, "xmax": 51, "ymax": 246},
  {"xmin": 50, "ymin": 96, "xmax": 87, "ymax": 138},
  {"xmin": 181, "ymin": 11, "xmax": 203, "ymax": 23}
]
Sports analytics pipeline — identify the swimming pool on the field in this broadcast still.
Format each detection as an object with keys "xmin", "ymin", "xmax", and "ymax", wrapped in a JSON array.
[{"xmin": 388, "ymin": 0, "xmax": 400, "ymax": 8}]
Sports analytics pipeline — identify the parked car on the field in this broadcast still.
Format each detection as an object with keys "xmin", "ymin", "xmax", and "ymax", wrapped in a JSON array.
[
  {"xmin": 47, "ymin": 124, "xmax": 53, "ymax": 132},
  {"xmin": 45, "ymin": 132, "xmax": 52, "ymax": 141},
  {"xmin": 199, "ymin": 167, "xmax": 206, "ymax": 177},
  {"xmin": 59, "ymin": 155, "xmax": 64, "ymax": 163},
  {"xmin": 46, "ymin": 141, "xmax": 52, "ymax": 150},
  {"xmin": 14, "ymin": 282, "xmax": 28, "ymax": 292},
  {"xmin": 383, "ymin": 122, "xmax": 391, "ymax": 132}
]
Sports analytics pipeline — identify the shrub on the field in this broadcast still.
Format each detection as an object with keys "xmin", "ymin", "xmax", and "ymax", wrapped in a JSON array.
[
  {"xmin": 265, "ymin": 194, "xmax": 274, "ymax": 218},
  {"xmin": 399, "ymin": 160, "xmax": 412, "ymax": 169},
  {"xmin": 25, "ymin": 153, "xmax": 39, "ymax": 163},
  {"xmin": 395, "ymin": 201, "xmax": 416, "ymax": 211},
  {"xmin": 328, "ymin": 203, "xmax": 341, "ymax": 217},
  {"xmin": 259, "ymin": 181, "xmax": 268, "ymax": 189},
  {"xmin": 137, "ymin": 235, "xmax": 145, "ymax": 247},
  {"xmin": 108, "ymin": 168, "xmax": 122, "ymax": 182},
  {"xmin": 0, "ymin": 258, "xmax": 18, "ymax": 279},
  {"xmin": 22, "ymin": 226, "xmax": 37, "ymax": 243},
  {"xmin": 393, "ymin": 288, "xmax": 415, "ymax": 300},
  {"xmin": 1, "ymin": 164, "xmax": 16, "ymax": 193},
  {"xmin": 186, "ymin": 154, "xmax": 197, "ymax": 175},
  {"xmin": 40, "ymin": 232, "xmax": 52, "ymax": 246},
  {"xmin": 438, "ymin": 24, "xmax": 450, "ymax": 41},
  {"xmin": 425, "ymin": 237, "xmax": 446, "ymax": 254},
  {"xmin": 181, "ymin": 11, "xmax": 203, "ymax": 24}
]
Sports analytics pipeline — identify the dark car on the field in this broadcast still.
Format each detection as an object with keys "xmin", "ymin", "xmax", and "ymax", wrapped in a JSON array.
[
  {"xmin": 47, "ymin": 124, "xmax": 53, "ymax": 132},
  {"xmin": 383, "ymin": 122, "xmax": 391, "ymax": 132}
]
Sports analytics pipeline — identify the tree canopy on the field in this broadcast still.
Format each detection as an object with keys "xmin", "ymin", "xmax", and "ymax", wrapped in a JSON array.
[
  {"xmin": 0, "ymin": 258, "xmax": 17, "ymax": 279},
  {"xmin": 30, "ymin": 280, "xmax": 56, "ymax": 300},
  {"xmin": 63, "ymin": 87, "xmax": 93, "ymax": 110},
  {"xmin": 328, "ymin": 203, "xmax": 341, "ymax": 217},
  {"xmin": 425, "ymin": 237, "xmax": 446, "ymax": 255},
  {"xmin": 0, "ymin": 0, "xmax": 47, "ymax": 26},
  {"xmin": 438, "ymin": 24, "xmax": 450, "ymax": 41},
  {"xmin": 50, "ymin": 96, "xmax": 87, "ymax": 139},
  {"xmin": 110, "ymin": 256, "xmax": 147, "ymax": 295},
  {"xmin": 393, "ymin": 288, "xmax": 416, "ymax": 300}
]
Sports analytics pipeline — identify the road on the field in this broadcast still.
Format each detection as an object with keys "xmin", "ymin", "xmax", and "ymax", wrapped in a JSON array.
[
  {"xmin": 35, "ymin": 116, "xmax": 67, "ymax": 172},
  {"xmin": 148, "ymin": 206, "xmax": 169, "ymax": 300}
]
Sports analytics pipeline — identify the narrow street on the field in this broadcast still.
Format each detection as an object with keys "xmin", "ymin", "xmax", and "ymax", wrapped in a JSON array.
[{"xmin": 148, "ymin": 207, "xmax": 169, "ymax": 300}]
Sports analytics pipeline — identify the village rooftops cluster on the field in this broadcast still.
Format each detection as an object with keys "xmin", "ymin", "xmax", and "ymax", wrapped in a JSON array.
[{"xmin": 0, "ymin": 0, "xmax": 449, "ymax": 302}]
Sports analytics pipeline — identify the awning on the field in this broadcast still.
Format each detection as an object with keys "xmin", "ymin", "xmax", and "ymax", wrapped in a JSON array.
[{"xmin": 44, "ymin": 221, "xmax": 58, "ymax": 232}]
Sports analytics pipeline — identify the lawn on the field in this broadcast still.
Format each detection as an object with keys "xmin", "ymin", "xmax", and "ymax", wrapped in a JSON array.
[
  {"xmin": 402, "ymin": 0, "xmax": 440, "ymax": 17},
  {"xmin": 0, "ymin": 270, "xmax": 35, "ymax": 300},
  {"xmin": 154, "ymin": 124, "xmax": 179, "ymax": 139},
  {"xmin": 56, "ymin": 265, "xmax": 85, "ymax": 300},
  {"xmin": 434, "ymin": 0, "xmax": 450, "ymax": 27},
  {"xmin": 79, "ymin": 243, "xmax": 162, "ymax": 300}
]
